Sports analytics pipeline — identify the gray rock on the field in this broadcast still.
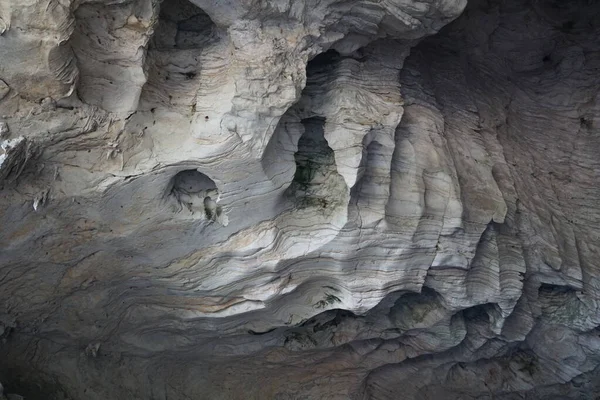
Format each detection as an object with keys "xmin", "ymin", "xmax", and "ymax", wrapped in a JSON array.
[
  {"xmin": 0, "ymin": 0, "xmax": 599, "ymax": 399},
  {"xmin": 0, "ymin": 122, "xmax": 8, "ymax": 138},
  {"xmin": 0, "ymin": 80, "xmax": 9, "ymax": 101}
]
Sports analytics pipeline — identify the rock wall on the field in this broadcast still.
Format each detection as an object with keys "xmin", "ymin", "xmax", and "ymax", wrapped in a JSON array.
[{"xmin": 0, "ymin": 0, "xmax": 599, "ymax": 399}]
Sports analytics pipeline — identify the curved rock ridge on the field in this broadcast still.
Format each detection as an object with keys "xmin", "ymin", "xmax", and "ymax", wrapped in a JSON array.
[{"xmin": 0, "ymin": 0, "xmax": 600, "ymax": 398}]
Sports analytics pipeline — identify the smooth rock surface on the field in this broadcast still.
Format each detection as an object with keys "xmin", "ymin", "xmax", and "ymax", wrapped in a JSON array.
[{"xmin": 0, "ymin": 0, "xmax": 599, "ymax": 399}]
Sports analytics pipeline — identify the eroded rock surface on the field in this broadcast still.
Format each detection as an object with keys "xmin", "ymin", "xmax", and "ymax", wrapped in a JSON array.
[{"xmin": 0, "ymin": 0, "xmax": 599, "ymax": 398}]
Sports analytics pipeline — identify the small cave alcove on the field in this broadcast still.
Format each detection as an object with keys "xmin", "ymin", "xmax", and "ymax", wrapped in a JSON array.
[
  {"xmin": 139, "ymin": 0, "xmax": 219, "ymax": 109},
  {"xmin": 152, "ymin": 0, "xmax": 217, "ymax": 51},
  {"xmin": 168, "ymin": 169, "xmax": 221, "ymax": 220}
]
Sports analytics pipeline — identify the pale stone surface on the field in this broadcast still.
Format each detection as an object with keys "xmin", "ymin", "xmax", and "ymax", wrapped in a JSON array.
[{"xmin": 0, "ymin": 0, "xmax": 599, "ymax": 399}]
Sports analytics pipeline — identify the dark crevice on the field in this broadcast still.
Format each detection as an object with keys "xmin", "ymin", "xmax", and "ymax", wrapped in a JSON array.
[
  {"xmin": 306, "ymin": 49, "xmax": 342, "ymax": 73},
  {"xmin": 538, "ymin": 283, "xmax": 576, "ymax": 295},
  {"xmin": 284, "ymin": 117, "xmax": 345, "ymax": 210},
  {"xmin": 152, "ymin": 0, "xmax": 217, "ymax": 50}
]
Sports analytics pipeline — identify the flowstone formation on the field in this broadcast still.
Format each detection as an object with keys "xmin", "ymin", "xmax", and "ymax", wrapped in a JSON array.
[{"xmin": 1, "ymin": 0, "xmax": 600, "ymax": 398}]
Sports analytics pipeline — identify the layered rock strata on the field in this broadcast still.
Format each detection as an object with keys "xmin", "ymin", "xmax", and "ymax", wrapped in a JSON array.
[{"xmin": 0, "ymin": 0, "xmax": 599, "ymax": 399}]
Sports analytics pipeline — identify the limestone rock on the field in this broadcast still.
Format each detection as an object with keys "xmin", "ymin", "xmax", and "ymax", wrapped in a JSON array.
[
  {"xmin": 0, "ymin": 137, "xmax": 35, "ymax": 185},
  {"xmin": 0, "ymin": 0, "xmax": 599, "ymax": 399}
]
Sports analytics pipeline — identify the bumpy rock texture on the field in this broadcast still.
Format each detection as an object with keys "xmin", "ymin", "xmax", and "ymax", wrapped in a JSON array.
[{"xmin": 1, "ymin": 0, "xmax": 600, "ymax": 398}]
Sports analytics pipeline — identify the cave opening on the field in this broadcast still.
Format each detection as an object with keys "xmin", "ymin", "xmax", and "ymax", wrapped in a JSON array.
[
  {"xmin": 169, "ymin": 169, "xmax": 220, "ymax": 219},
  {"xmin": 261, "ymin": 48, "xmax": 344, "ymax": 191},
  {"xmin": 285, "ymin": 117, "xmax": 345, "ymax": 210},
  {"xmin": 306, "ymin": 49, "xmax": 342, "ymax": 72},
  {"xmin": 152, "ymin": 0, "xmax": 217, "ymax": 51},
  {"xmin": 139, "ymin": 0, "xmax": 219, "ymax": 110}
]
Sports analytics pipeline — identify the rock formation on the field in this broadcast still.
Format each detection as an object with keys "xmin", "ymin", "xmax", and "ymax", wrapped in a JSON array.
[{"xmin": 0, "ymin": 0, "xmax": 599, "ymax": 398}]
